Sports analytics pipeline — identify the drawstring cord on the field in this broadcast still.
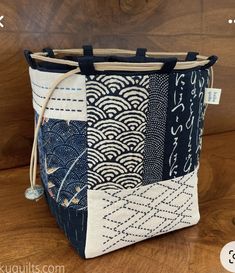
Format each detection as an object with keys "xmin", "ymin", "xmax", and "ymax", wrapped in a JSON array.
[
  {"xmin": 209, "ymin": 66, "xmax": 214, "ymax": 89},
  {"xmin": 204, "ymin": 66, "xmax": 214, "ymax": 112},
  {"xmin": 25, "ymin": 67, "xmax": 80, "ymax": 201}
]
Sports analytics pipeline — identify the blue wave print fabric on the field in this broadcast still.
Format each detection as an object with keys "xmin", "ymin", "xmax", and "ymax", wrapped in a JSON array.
[
  {"xmin": 37, "ymin": 114, "xmax": 87, "ymax": 209},
  {"xmin": 86, "ymin": 75, "xmax": 150, "ymax": 190}
]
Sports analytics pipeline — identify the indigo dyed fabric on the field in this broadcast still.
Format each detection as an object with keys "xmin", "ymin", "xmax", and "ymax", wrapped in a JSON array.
[
  {"xmin": 36, "ymin": 113, "xmax": 87, "ymax": 210},
  {"xmin": 162, "ymin": 69, "xmax": 208, "ymax": 179},
  {"xmin": 142, "ymin": 74, "xmax": 169, "ymax": 184},
  {"xmin": 86, "ymin": 75, "xmax": 150, "ymax": 190},
  {"xmin": 45, "ymin": 190, "xmax": 87, "ymax": 258}
]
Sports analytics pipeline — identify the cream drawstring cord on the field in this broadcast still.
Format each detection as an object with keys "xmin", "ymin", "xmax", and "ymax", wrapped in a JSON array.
[
  {"xmin": 25, "ymin": 67, "xmax": 81, "ymax": 201},
  {"xmin": 204, "ymin": 66, "xmax": 214, "ymax": 112},
  {"xmin": 25, "ymin": 64, "xmax": 214, "ymax": 201}
]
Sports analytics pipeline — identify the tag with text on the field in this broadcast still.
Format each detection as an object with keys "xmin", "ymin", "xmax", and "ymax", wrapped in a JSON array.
[{"xmin": 204, "ymin": 88, "xmax": 222, "ymax": 105}]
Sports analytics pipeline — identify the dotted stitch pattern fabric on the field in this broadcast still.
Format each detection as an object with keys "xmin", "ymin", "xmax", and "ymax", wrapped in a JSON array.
[{"xmin": 142, "ymin": 74, "xmax": 169, "ymax": 184}]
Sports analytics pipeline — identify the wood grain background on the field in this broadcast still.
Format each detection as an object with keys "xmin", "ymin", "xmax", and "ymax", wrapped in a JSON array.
[{"xmin": 0, "ymin": 0, "xmax": 234, "ymax": 169}]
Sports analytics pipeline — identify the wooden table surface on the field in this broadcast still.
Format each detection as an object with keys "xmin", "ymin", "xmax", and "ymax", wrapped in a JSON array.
[{"xmin": 0, "ymin": 131, "xmax": 234, "ymax": 273}]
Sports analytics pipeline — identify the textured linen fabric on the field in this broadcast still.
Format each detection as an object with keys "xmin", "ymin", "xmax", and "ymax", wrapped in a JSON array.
[
  {"xmin": 85, "ymin": 168, "xmax": 200, "ymax": 258},
  {"xmin": 30, "ymin": 68, "xmax": 87, "ymax": 121}
]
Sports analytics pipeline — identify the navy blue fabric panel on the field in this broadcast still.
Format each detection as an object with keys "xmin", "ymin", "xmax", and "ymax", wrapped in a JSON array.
[
  {"xmin": 38, "ymin": 121, "xmax": 48, "ymax": 188},
  {"xmin": 162, "ymin": 69, "xmax": 209, "ymax": 179},
  {"xmin": 36, "ymin": 114, "xmax": 88, "ymax": 258},
  {"xmin": 142, "ymin": 74, "xmax": 169, "ymax": 184},
  {"xmin": 44, "ymin": 190, "xmax": 87, "ymax": 258},
  {"xmin": 36, "ymin": 113, "xmax": 87, "ymax": 209}
]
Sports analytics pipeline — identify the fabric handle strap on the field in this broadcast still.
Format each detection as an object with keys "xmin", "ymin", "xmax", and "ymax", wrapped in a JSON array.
[
  {"xmin": 83, "ymin": 45, "xmax": 93, "ymax": 56},
  {"xmin": 135, "ymin": 48, "xmax": 147, "ymax": 61},
  {"xmin": 43, "ymin": 48, "xmax": 55, "ymax": 58},
  {"xmin": 185, "ymin": 52, "xmax": 199, "ymax": 61},
  {"xmin": 160, "ymin": 57, "xmax": 177, "ymax": 73},
  {"xmin": 79, "ymin": 57, "xmax": 96, "ymax": 75}
]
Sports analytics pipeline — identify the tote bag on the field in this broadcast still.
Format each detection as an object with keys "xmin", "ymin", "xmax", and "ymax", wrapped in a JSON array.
[{"xmin": 24, "ymin": 46, "xmax": 218, "ymax": 258}]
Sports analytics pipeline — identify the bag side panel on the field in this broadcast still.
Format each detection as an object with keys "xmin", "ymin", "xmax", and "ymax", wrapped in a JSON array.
[{"xmin": 30, "ymin": 68, "xmax": 88, "ymax": 258}]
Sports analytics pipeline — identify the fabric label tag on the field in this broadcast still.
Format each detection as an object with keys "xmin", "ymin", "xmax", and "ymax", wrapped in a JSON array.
[{"xmin": 204, "ymin": 88, "xmax": 222, "ymax": 104}]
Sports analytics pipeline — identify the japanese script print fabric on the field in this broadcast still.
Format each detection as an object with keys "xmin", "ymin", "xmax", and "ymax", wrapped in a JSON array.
[{"xmin": 30, "ymin": 67, "xmax": 209, "ymax": 258}]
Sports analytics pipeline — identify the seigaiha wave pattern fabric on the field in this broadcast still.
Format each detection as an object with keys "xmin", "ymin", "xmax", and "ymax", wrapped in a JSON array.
[{"xmin": 29, "ymin": 66, "xmax": 209, "ymax": 258}]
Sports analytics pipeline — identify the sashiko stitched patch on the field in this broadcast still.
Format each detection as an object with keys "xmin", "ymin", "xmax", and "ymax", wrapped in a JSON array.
[{"xmin": 28, "ymin": 61, "xmax": 211, "ymax": 258}]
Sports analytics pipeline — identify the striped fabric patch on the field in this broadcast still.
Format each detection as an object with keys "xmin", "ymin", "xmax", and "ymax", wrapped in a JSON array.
[{"xmin": 29, "ymin": 68, "xmax": 87, "ymax": 121}]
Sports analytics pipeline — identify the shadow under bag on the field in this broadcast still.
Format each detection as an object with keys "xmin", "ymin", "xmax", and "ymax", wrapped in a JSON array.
[{"xmin": 24, "ymin": 46, "xmax": 218, "ymax": 258}]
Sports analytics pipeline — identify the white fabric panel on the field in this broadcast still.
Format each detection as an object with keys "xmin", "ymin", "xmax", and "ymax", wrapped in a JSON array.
[
  {"xmin": 85, "ymin": 168, "xmax": 200, "ymax": 258},
  {"xmin": 29, "ymin": 68, "xmax": 87, "ymax": 121}
]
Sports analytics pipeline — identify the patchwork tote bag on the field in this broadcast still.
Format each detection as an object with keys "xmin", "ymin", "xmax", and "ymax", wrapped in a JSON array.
[{"xmin": 24, "ymin": 46, "xmax": 218, "ymax": 259}]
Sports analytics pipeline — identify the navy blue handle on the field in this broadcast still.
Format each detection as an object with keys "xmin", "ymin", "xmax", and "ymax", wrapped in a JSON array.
[
  {"xmin": 79, "ymin": 56, "xmax": 95, "ymax": 75},
  {"xmin": 43, "ymin": 47, "xmax": 55, "ymax": 58},
  {"xmin": 83, "ymin": 45, "xmax": 93, "ymax": 56},
  {"xmin": 135, "ymin": 48, "xmax": 147, "ymax": 61},
  {"xmin": 160, "ymin": 57, "xmax": 177, "ymax": 73},
  {"xmin": 204, "ymin": 55, "xmax": 218, "ymax": 69},
  {"xmin": 185, "ymin": 52, "xmax": 199, "ymax": 61},
  {"xmin": 24, "ymin": 50, "xmax": 37, "ymax": 69}
]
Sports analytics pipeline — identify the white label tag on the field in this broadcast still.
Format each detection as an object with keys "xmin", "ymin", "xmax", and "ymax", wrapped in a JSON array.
[{"xmin": 204, "ymin": 88, "xmax": 222, "ymax": 105}]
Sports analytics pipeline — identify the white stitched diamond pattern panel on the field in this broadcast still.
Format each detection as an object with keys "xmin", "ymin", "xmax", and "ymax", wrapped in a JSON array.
[{"xmin": 85, "ymin": 169, "xmax": 200, "ymax": 258}]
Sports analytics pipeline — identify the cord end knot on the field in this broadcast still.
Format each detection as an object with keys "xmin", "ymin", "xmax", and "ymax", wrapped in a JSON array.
[{"xmin": 25, "ymin": 185, "xmax": 44, "ymax": 201}]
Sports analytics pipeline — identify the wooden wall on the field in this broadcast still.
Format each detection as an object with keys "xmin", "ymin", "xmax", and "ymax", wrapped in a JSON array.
[{"xmin": 0, "ymin": 0, "xmax": 234, "ymax": 170}]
